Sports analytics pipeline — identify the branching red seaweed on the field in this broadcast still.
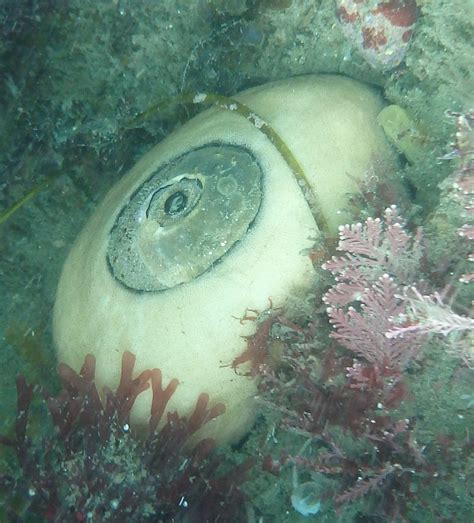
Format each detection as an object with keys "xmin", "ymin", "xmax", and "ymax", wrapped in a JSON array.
[{"xmin": 0, "ymin": 351, "xmax": 251, "ymax": 522}]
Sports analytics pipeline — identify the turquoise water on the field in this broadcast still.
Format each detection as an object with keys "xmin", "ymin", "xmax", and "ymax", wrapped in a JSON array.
[{"xmin": 0, "ymin": 1, "xmax": 473, "ymax": 521}]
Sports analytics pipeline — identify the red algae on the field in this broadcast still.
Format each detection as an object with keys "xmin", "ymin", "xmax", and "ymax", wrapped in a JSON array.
[
  {"xmin": 0, "ymin": 351, "xmax": 251, "ymax": 522},
  {"xmin": 335, "ymin": 0, "xmax": 418, "ymax": 70}
]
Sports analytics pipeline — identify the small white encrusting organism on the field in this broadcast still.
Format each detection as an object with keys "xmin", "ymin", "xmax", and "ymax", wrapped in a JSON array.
[
  {"xmin": 290, "ymin": 440, "xmax": 322, "ymax": 517},
  {"xmin": 291, "ymin": 479, "xmax": 322, "ymax": 517}
]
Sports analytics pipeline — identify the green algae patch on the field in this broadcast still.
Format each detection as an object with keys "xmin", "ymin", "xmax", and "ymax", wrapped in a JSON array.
[{"xmin": 377, "ymin": 105, "xmax": 430, "ymax": 165}]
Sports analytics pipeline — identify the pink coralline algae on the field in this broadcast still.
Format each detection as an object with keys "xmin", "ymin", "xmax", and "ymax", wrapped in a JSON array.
[
  {"xmin": 322, "ymin": 207, "xmax": 427, "ymax": 394},
  {"xmin": 335, "ymin": 0, "xmax": 418, "ymax": 71}
]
